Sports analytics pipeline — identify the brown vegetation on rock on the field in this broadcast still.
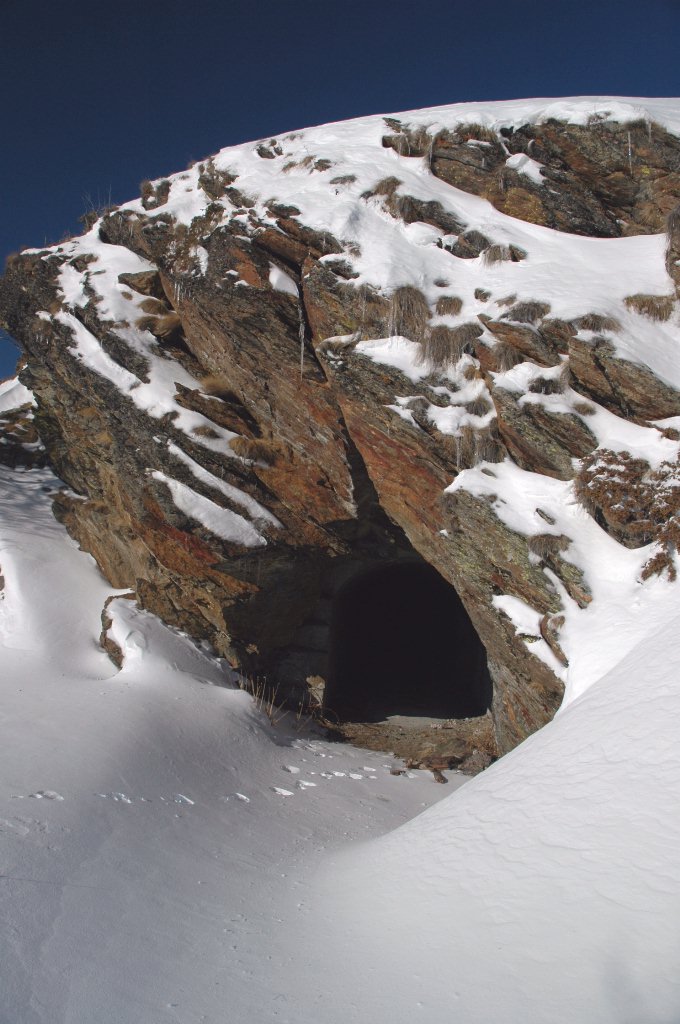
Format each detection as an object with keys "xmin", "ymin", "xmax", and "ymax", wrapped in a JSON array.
[
  {"xmin": 502, "ymin": 301, "xmax": 551, "ymax": 324},
  {"xmin": 624, "ymin": 293, "xmax": 675, "ymax": 321},
  {"xmin": 574, "ymin": 448, "xmax": 680, "ymax": 550},
  {"xmin": 388, "ymin": 285, "xmax": 430, "ymax": 342},
  {"xmin": 420, "ymin": 323, "xmax": 483, "ymax": 368},
  {"xmin": 572, "ymin": 313, "xmax": 621, "ymax": 333},
  {"xmin": 435, "ymin": 295, "xmax": 463, "ymax": 316}
]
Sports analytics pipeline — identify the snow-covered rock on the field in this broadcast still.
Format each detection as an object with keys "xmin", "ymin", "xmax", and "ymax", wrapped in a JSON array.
[{"xmin": 2, "ymin": 96, "xmax": 680, "ymax": 766}]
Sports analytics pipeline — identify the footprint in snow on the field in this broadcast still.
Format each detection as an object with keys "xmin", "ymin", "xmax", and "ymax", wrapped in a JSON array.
[
  {"xmin": 98, "ymin": 792, "xmax": 133, "ymax": 803},
  {"xmin": 221, "ymin": 792, "xmax": 251, "ymax": 803},
  {"xmin": 272, "ymin": 787, "xmax": 294, "ymax": 797},
  {"xmin": 282, "ymin": 765, "xmax": 300, "ymax": 775},
  {"xmin": 296, "ymin": 780, "xmax": 316, "ymax": 790},
  {"xmin": 28, "ymin": 790, "xmax": 64, "ymax": 801},
  {"xmin": 0, "ymin": 818, "xmax": 30, "ymax": 837}
]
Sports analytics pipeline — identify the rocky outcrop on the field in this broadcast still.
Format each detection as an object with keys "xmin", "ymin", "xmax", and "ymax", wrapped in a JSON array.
[
  {"xmin": 383, "ymin": 116, "xmax": 680, "ymax": 236},
  {"xmin": 2, "ymin": 100, "xmax": 680, "ymax": 769}
]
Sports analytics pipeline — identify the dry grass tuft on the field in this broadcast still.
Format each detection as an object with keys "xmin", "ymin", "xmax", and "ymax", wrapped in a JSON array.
[
  {"xmin": 198, "ymin": 158, "xmax": 236, "ymax": 199},
  {"xmin": 454, "ymin": 122, "xmax": 498, "ymax": 144},
  {"xmin": 503, "ymin": 300, "xmax": 551, "ymax": 324},
  {"xmin": 527, "ymin": 533, "xmax": 570, "ymax": 558},
  {"xmin": 624, "ymin": 293, "xmax": 675, "ymax": 321},
  {"xmin": 382, "ymin": 125, "xmax": 431, "ymax": 157},
  {"xmin": 573, "ymin": 400, "xmax": 597, "ymax": 416},
  {"xmin": 465, "ymin": 396, "xmax": 493, "ymax": 417},
  {"xmin": 462, "ymin": 363, "xmax": 484, "ymax": 381},
  {"xmin": 140, "ymin": 179, "xmax": 171, "ymax": 210},
  {"xmin": 419, "ymin": 323, "xmax": 482, "ymax": 368},
  {"xmin": 435, "ymin": 295, "xmax": 464, "ymax": 316},
  {"xmin": 483, "ymin": 244, "xmax": 512, "ymax": 264},
  {"xmin": 200, "ymin": 375, "xmax": 234, "ymax": 400},
  {"xmin": 191, "ymin": 425, "xmax": 219, "ymax": 439},
  {"xmin": 492, "ymin": 340, "xmax": 525, "ymax": 371},
  {"xmin": 153, "ymin": 313, "xmax": 182, "ymax": 339},
  {"xmin": 572, "ymin": 313, "xmax": 621, "ymax": 333},
  {"xmin": 454, "ymin": 423, "xmax": 504, "ymax": 468},
  {"xmin": 388, "ymin": 285, "xmax": 430, "ymax": 342},
  {"xmin": 135, "ymin": 312, "xmax": 182, "ymax": 341},
  {"xmin": 575, "ymin": 449, "xmax": 650, "ymax": 545},
  {"xmin": 139, "ymin": 297, "xmax": 169, "ymax": 316},
  {"xmin": 329, "ymin": 174, "xmax": 357, "ymax": 185},
  {"xmin": 529, "ymin": 366, "xmax": 569, "ymax": 395},
  {"xmin": 135, "ymin": 314, "xmax": 158, "ymax": 334},
  {"xmin": 574, "ymin": 449, "xmax": 680, "ymax": 568},
  {"xmin": 362, "ymin": 176, "xmax": 401, "ymax": 200},
  {"xmin": 230, "ymin": 437, "xmax": 278, "ymax": 465}
]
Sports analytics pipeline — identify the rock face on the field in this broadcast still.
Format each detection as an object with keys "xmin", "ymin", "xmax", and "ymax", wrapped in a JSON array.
[{"xmin": 2, "ymin": 98, "xmax": 680, "ymax": 769}]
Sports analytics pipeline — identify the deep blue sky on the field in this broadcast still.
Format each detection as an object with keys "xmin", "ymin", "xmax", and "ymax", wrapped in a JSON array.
[{"xmin": 2, "ymin": 0, "xmax": 679, "ymax": 376}]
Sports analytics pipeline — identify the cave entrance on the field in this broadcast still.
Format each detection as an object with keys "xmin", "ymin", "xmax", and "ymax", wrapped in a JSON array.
[{"xmin": 324, "ymin": 560, "xmax": 492, "ymax": 723}]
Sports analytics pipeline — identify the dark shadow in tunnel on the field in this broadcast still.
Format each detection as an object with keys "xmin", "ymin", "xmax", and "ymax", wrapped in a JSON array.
[{"xmin": 325, "ymin": 560, "xmax": 492, "ymax": 723}]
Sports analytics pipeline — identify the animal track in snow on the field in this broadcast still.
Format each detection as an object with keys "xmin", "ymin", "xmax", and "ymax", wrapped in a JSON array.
[
  {"xmin": 0, "ymin": 817, "xmax": 31, "ymax": 837},
  {"xmin": 26, "ymin": 790, "xmax": 64, "ymax": 801},
  {"xmin": 96, "ymin": 792, "xmax": 195, "ymax": 805},
  {"xmin": 272, "ymin": 787, "xmax": 294, "ymax": 797}
]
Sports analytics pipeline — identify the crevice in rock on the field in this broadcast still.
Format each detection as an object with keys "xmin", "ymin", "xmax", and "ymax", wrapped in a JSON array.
[{"xmin": 296, "ymin": 275, "xmax": 325, "ymax": 380}]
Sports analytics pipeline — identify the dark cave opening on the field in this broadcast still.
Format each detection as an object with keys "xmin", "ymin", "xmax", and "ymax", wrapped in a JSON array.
[{"xmin": 324, "ymin": 560, "xmax": 492, "ymax": 723}]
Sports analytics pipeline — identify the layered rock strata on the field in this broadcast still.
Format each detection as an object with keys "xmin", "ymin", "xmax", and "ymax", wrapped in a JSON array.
[{"xmin": 2, "ymin": 98, "xmax": 680, "ymax": 768}]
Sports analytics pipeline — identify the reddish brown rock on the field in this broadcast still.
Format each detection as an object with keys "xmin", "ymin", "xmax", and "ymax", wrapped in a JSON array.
[{"xmin": 4, "ymin": 111, "xmax": 680, "ymax": 772}]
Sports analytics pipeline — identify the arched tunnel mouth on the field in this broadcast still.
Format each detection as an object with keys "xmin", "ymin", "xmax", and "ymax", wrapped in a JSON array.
[{"xmin": 324, "ymin": 559, "xmax": 492, "ymax": 724}]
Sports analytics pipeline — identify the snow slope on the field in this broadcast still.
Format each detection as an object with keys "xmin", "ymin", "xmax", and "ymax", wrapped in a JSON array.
[
  {"xmin": 321, "ymin": 614, "xmax": 680, "ymax": 1023},
  {"xmin": 0, "ymin": 461, "xmax": 458, "ymax": 1024},
  {"xmin": 1, "ymin": 406, "xmax": 680, "ymax": 1024}
]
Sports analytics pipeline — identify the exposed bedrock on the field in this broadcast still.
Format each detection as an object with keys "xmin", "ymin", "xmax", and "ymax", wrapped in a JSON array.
[
  {"xmin": 383, "ymin": 116, "xmax": 680, "ymax": 236},
  {"xmin": 2, "ymin": 110, "xmax": 680, "ymax": 770}
]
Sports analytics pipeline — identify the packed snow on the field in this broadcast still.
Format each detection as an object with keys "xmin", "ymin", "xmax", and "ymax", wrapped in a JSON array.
[
  {"xmin": 0, "ymin": 377, "xmax": 33, "ymax": 414},
  {"xmin": 0, "ymin": 460, "xmax": 460, "ymax": 1023}
]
